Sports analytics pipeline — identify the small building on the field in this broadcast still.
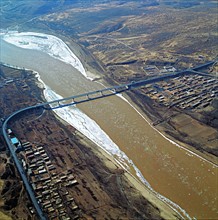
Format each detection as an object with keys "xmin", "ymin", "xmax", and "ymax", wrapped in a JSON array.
[
  {"xmin": 41, "ymin": 153, "xmax": 47, "ymax": 158},
  {"xmin": 7, "ymin": 129, "xmax": 12, "ymax": 135},
  {"xmin": 11, "ymin": 137, "xmax": 20, "ymax": 147},
  {"xmin": 66, "ymin": 180, "xmax": 78, "ymax": 187},
  {"xmin": 48, "ymin": 165, "xmax": 55, "ymax": 171},
  {"xmin": 27, "ymin": 168, "xmax": 33, "ymax": 176},
  {"xmin": 5, "ymin": 79, "xmax": 14, "ymax": 84},
  {"xmin": 34, "ymin": 152, "xmax": 40, "ymax": 156},
  {"xmin": 31, "ymin": 183, "xmax": 36, "ymax": 190},
  {"xmin": 60, "ymin": 175, "xmax": 67, "ymax": 180},
  {"xmin": 38, "ymin": 146, "xmax": 44, "ymax": 151},
  {"xmin": 38, "ymin": 168, "xmax": 47, "ymax": 174}
]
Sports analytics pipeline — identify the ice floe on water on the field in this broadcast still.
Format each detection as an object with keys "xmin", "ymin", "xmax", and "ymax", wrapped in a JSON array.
[
  {"xmin": 2, "ymin": 31, "xmax": 88, "ymax": 78},
  {"xmin": 44, "ymin": 86, "xmax": 151, "ymax": 184}
]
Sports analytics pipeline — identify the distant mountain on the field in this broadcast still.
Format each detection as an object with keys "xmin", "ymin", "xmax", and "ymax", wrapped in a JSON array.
[
  {"xmin": 1, "ymin": 0, "xmax": 216, "ymax": 29},
  {"xmin": 0, "ymin": 0, "xmax": 151, "ymax": 29}
]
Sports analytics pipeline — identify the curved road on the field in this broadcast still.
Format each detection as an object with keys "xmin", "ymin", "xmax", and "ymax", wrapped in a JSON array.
[{"xmin": 2, "ymin": 106, "xmax": 47, "ymax": 220}]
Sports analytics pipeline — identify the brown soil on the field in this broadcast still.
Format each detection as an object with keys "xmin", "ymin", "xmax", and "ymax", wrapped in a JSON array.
[{"xmin": 0, "ymin": 151, "xmax": 34, "ymax": 219}]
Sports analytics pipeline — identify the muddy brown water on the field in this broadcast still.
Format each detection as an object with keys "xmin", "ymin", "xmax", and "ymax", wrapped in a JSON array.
[{"xmin": 1, "ymin": 39, "xmax": 217, "ymax": 219}]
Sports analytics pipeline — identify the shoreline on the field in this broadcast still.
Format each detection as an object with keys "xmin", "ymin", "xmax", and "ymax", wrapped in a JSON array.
[
  {"xmin": 59, "ymin": 32, "xmax": 218, "ymax": 167},
  {"xmin": 0, "ymin": 61, "xmax": 190, "ymax": 219},
  {"xmin": 1, "ymin": 31, "xmax": 216, "ymax": 218},
  {"xmin": 124, "ymin": 90, "xmax": 218, "ymax": 166},
  {"xmin": 55, "ymin": 112, "xmax": 184, "ymax": 219},
  {"xmin": 0, "ymin": 63, "xmax": 182, "ymax": 219},
  {"xmin": 74, "ymin": 129, "xmax": 183, "ymax": 220},
  {"xmin": 0, "ymin": 60, "xmax": 187, "ymax": 219},
  {"xmin": 0, "ymin": 32, "xmax": 149, "ymax": 182},
  {"xmin": 70, "ymin": 41, "xmax": 218, "ymax": 168},
  {"xmin": 122, "ymin": 92, "xmax": 218, "ymax": 167}
]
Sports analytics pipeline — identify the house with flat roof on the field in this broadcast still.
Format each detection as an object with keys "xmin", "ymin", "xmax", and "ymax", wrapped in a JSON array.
[{"xmin": 11, "ymin": 137, "xmax": 21, "ymax": 147}]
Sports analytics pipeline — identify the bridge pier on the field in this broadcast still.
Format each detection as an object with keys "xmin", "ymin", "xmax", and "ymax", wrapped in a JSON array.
[{"xmin": 100, "ymin": 91, "xmax": 104, "ymax": 96}]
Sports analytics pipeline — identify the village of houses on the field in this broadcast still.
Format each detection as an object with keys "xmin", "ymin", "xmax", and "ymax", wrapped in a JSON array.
[
  {"xmin": 8, "ymin": 129, "xmax": 79, "ymax": 220},
  {"xmin": 141, "ymin": 73, "xmax": 217, "ymax": 110}
]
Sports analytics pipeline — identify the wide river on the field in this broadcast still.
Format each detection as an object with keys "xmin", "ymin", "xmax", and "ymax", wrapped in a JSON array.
[{"xmin": 1, "ymin": 34, "xmax": 217, "ymax": 219}]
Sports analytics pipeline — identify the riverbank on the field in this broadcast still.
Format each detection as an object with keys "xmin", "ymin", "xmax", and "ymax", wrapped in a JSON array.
[
  {"xmin": 57, "ymin": 34, "xmax": 218, "ymax": 218},
  {"xmin": 126, "ymin": 89, "xmax": 218, "ymax": 166},
  {"xmin": 72, "ymin": 128, "xmax": 182, "ymax": 220},
  {"xmin": 0, "ymin": 60, "xmax": 184, "ymax": 220},
  {"xmin": 1, "ymin": 31, "xmax": 217, "ymax": 219},
  {"xmin": 0, "ymin": 64, "xmax": 181, "ymax": 219},
  {"xmin": 60, "ymin": 31, "xmax": 218, "ymax": 167}
]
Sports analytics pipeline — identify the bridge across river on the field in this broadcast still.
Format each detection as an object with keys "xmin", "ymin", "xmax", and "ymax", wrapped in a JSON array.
[
  {"xmin": 1, "ymin": 60, "xmax": 216, "ymax": 220},
  {"xmin": 39, "ymin": 60, "xmax": 217, "ymax": 110}
]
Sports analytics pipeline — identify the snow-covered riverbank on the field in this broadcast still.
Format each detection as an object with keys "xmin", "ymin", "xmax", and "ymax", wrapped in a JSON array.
[{"xmin": 2, "ymin": 32, "xmax": 88, "ymax": 78}]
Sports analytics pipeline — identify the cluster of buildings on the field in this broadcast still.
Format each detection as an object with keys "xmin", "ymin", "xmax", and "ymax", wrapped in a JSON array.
[
  {"xmin": 0, "ymin": 76, "xmax": 29, "ymax": 90},
  {"xmin": 7, "ymin": 129, "xmax": 22, "ymax": 149},
  {"xmin": 0, "ymin": 77, "xmax": 17, "ymax": 89},
  {"xmin": 7, "ymin": 129, "xmax": 79, "ymax": 220},
  {"xmin": 142, "ymin": 73, "xmax": 217, "ymax": 110},
  {"xmin": 20, "ymin": 143, "xmax": 79, "ymax": 219},
  {"xmin": 144, "ymin": 65, "xmax": 177, "ymax": 75}
]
